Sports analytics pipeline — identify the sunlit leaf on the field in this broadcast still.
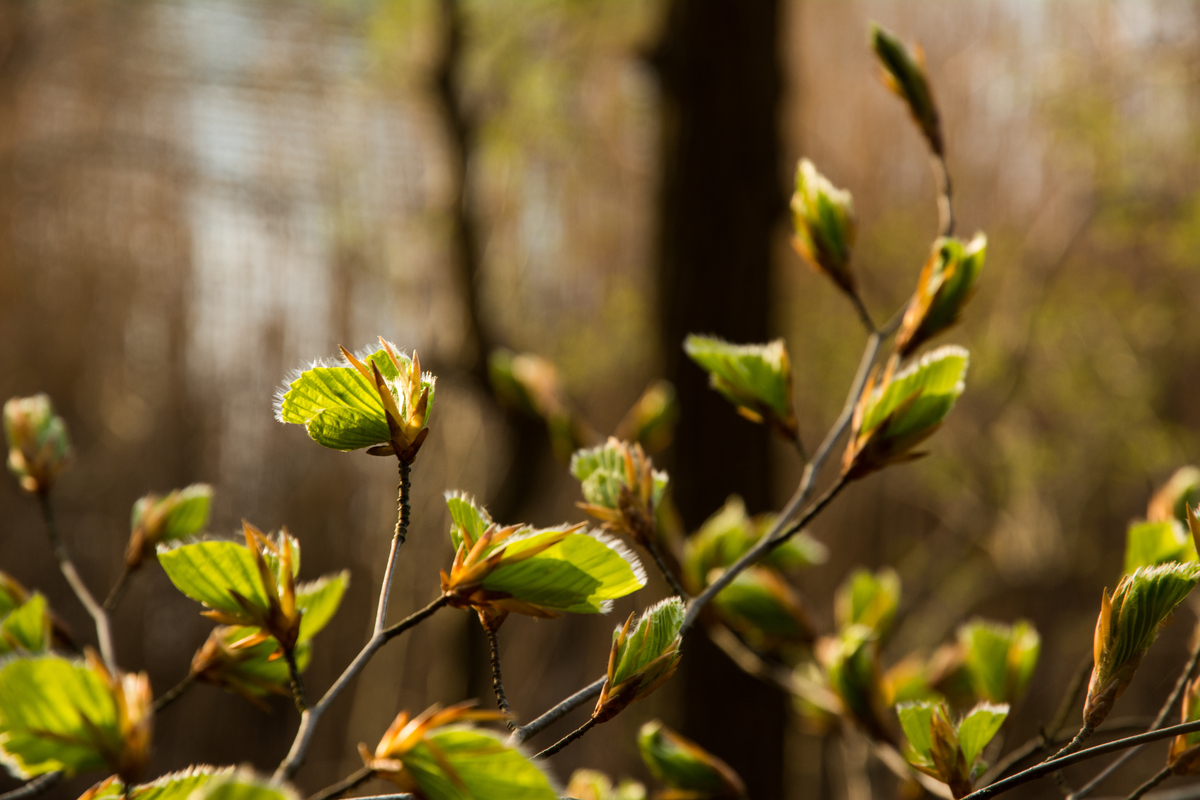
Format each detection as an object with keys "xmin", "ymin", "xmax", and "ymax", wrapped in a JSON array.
[
  {"xmin": 397, "ymin": 728, "xmax": 558, "ymax": 800},
  {"xmin": 0, "ymin": 593, "xmax": 49, "ymax": 655},
  {"xmin": 637, "ymin": 719, "xmax": 746, "ymax": 798},
  {"xmin": 295, "ymin": 571, "xmax": 349, "ymax": 641},
  {"xmin": 834, "ymin": 567, "xmax": 900, "ymax": 636},
  {"xmin": 682, "ymin": 336, "xmax": 797, "ymax": 437},
  {"xmin": 611, "ymin": 598, "xmax": 685, "ymax": 687},
  {"xmin": 957, "ymin": 702, "xmax": 1008, "ymax": 769},
  {"xmin": 1124, "ymin": 520, "xmax": 1198, "ymax": 574},
  {"xmin": 570, "ymin": 440, "xmax": 668, "ymax": 510}
]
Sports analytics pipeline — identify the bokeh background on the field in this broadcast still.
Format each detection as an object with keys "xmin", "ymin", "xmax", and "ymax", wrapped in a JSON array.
[{"xmin": 1, "ymin": 1, "xmax": 1199, "ymax": 798}]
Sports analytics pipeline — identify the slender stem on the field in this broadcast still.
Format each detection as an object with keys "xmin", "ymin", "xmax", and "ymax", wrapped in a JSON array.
[
  {"xmin": 792, "ymin": 430, "xmax": 809, "ymax": 462},
  {"xmin": 1070, "ymin": 635, "xmax": 1200, "ymax": 800},
  {"xmin": 103, "ymin": 565, "xmax": 135, "ymax": 612},
  {"xmin": 153, "ymin": 672, "xmax": 197, "ymax": 712},
  {"xmin": 645, "ymin": 539, "xmax": 688, "ymax": 599},
  {"xmin": 484, "ymin": 623, "xmax": 515, "ymax": 728},
  {"xmin": 375, "ymin": 458, "xmax": 413, "ymax": 636},
  {"xmin": 931, "ymin": 153, "xmax": 954, "ymax": 238},
  {"xmin": 37, "ymin": 493, "xmax": 116, "ymax": 671},
  {"xmin": 848, "ymin": 291, "xmax": 877, "ymax": 335},
  {"xmin": 1128, "ymin": 767, "xmax": 1172, "ymax": 800},
  {"xmin": 309, "ymin": 767, "xmax": 374, "ymax": 800},
  {"xmin": 536, "ymin": 715, "xmax": 598, "ymax": 759},
  {"xmin": 274, "ymin": 595, "xmax": 449, "ymax": 781},
  {"xmin": 284, "ymin": 647, "xmax": 308, "ymax": 712},
  {"xmin": 961, "ymin": 717, "xmax": 1200, "ymax": 800},
  {"xmin": 1052, "ymin": 725, "xmax": 1095, "ymax": 761},
  {"xmin": 0, "ymin": 772, "xmax": 61, "ymax": 800},
  {"xmin": 509, "ymin": 676, "xmax": 606, "ymax": 746}
]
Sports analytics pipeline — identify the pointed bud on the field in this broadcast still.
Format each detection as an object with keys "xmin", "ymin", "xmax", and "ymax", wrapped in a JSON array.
[
  {"xmin": 571, "ymin": 438, "xmax": 668, "ymax": 547},
  {"xmin": 817, "ymin": 625, "xmax": 895, "ymax": 744},
  {"xmin": 683, "ymin": 336, "xmax": 799, "ymax": 441},
  {"xmin": 895, "ymin": 235, "xmax": 986, "ymax": 359},
  {"xmin": 595, "ymin": 598, "xmax": 685, "ymax": 722},
  {"xmin": 870, "ymin": 23, "xmax": 943, "ymax": 156},
  {"xmin": 790, "ymin": 159, "xmax": 857, "ymax": 297},
  {"xmin": 637, "ymin": 720, "xmax": 747, "ymax": 799},
  {"xmin": 4, "ymin": 394, "xmax": 70, "ymax": 495}
]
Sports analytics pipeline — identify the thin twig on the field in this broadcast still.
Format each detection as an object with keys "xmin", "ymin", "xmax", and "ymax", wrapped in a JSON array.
[
  {"xmin": 375, "ymin": 458, "xmax": 413, "ymax": 636},
  {"xmin": 1070, "ymin": 634, "xmax": 1200, "ymax": 800},
  {"xmin": 484, "ymin": 623, "xmax": 516, "ymax": 728},
  {"xmin": 274, "ymin": 595, "xmax": 449, "ymax": 781},
  {"xmin": 0, "ymin": 772, "xmax": 61, "ymax": 800},
  {"xmin": 645, "ymin": 539, "xmax": 688, "ymax": 599},
  {"xmin": 536, "ymin": 716, "xmax": 598, "ymax": 759},
  {"xmin": 37, "ymin": 493, "xmax": 116, "ymax": 671},
  {"xmin": 102, "ymin": 565, "xmax": 134, "ymax": 612},
  {"xmin": 1128, "ymin": 768, "xmax": 1173, "ymax": 800},
  {"xmin": 848, "ymin": 291, "xmax": 878, "ymax": 335},
  {"xmin": 309, "ymin": 767, "xmax": 374, "ymax": 800},
  {"xmin": 284, "ymin": 646, "xmax": 309, "ymax": 712},
  {"xmin": 152, "ymin": 672, "xmax": 197, "ymax": 713},
  {"xmin": 509, "ymin": 676, "xmax": 606, "ymax": 746},
  {"xmin": 931, "ymin": 154, "xmax": 954, "ymax": 238},
  {"xmin": 961, "ymin": 717, "xmax": 1200, "ymax": 800}
]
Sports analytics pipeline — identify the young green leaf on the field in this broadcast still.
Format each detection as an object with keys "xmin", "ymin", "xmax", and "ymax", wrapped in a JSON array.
[
  {"xmin": 896, "ymin": 701, "xmax": 940, "ymax": 768},
  {"xmin": 683, "ymin": 496, "xmax": 825, "ymax": 593},
  {"xmin": 595, "ymin": 598, "xmax": 685, "ymax": 721},
  {"xmin": 3, "ymin": 394, "xmax": 70, "ymax": 495},
  {"xmin": 957, "ymin": 702, "xmax": 1008, "ymax": 771},
  {"xmin": 637, "ymin": 719, "xmax": 746, "ymax": 799},
  {"xmin": 613, "ymin": 380, "xmax": 679, "ymax": 453},
  {"xmin": 125, "ymin": 484, "xmax": 214, "ymax": 568},
  {"xmin": 158, "ymin": 539, "xmax": 283, "ymax": 619},
  {"xmin": 276, "ymin": 340, "xmax": 435, "ymax": 457},
  {"xmin": 818, "ymin": 625, "xmax": 892, "ymax": 744},
  {"xmin": 1086, "ymin": 562, "xmax": 1200, "ymax": 728},
  {"xmin": 790, "ymin": 159, "xmax": 857, "ymax": 298},
  {"xmin": 844, "ymin": 345, "xmax": 968, "ymax": 478},
  {"xmin": 190, "ymin": 626, "xmax": 311, "ymax": 708},
  {"xmin": 571, "ymin": 439, "xmax": 668, "ymax": 511},
  {"xmin": 1124, "ymin": 519, "xmax": 1198, "ymax": 574},
  {"xmin": 896, "ymin": 235, "xmax": 986, "ymax": 358},
  {"xmin": 295, "ymin": 571, "xmax": 349, "ymax": 641},
  {"xmin": 565, "ymin": 770, "xmax": 647, "ymax": 800},
  {"xmin": 957, "ymin": 618, "xmax": 1040, "ymax": 705},
  {"xmin": 709, "ymin": 565, "xmax": 813, "ymax": 648},
  {"xmin": 1148, "ymin": 466, "xmax": 1200, "ymax": 527},
  {"xmin": 79, "ymin": 766, "xmax": 265, "ymax": 800},
  {"xmin": 682, "ymin": 336, "xmax": 798, "ymax": 440},
  {"xmin": 445, "ymin": 491, "xmax": 493, "ymax": 553},
  {"xmin": 834, "ymin": 567, "xmax": 900, "ymax": 636},
  {"xmin": 0, "ymin": 593, "xmax": 50, "ymax": 655}
]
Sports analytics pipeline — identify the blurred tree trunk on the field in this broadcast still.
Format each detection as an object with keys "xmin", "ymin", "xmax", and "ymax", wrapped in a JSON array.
[{"xmin": 651, "ymin": 1, "xmax": 787, "ymax": 797}]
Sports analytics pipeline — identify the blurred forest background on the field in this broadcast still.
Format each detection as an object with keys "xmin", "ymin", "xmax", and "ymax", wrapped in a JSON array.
[{"xmin": 1, "ymin": 1, "xmax": 1199, "ymax": 799}]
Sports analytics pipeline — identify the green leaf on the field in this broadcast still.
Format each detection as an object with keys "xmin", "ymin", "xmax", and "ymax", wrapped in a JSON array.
[
  {"xmin": 0, "ymin": 593, "xmax": 49, "ymax": 655},
  {"xmin": 821, "ymin": 625, "xmax": 882, "ymax": 729},
  {"xmin": 869, "ymin": 22, "xmax": 942, "ymax": 153},
  {"xmin": 637, "ymin": 719, "xmax": 743, "ymax": 796},
  {"xmin": 612, "ymin": 598, "xmax": 685, "ymax": 687},
  {"xmin": 570, "ymin": 441, "xmax": 668, "ymax": 510},
  {"xmin": 565, "ymin": 770, "xmax": 647, "ymax": 800},
  {"xmin": 211, "ymin": 626, "xmax": 311, "ymax": 698},
  {"xmin": 198, "ymin": 771, "xmax": 301, "ymax": 800},
  {"xmin": 0, "ymin": 573, "xmax": 26, "ymax": 618},
  {"xmin": 0, "ymin": 656, "xmax": 119, "ymax": 777},
  {"xmin": 791, "ymin": 159, "xmax": 857, "ymax": 295},
  {"xmin": 957, "ymin": 702, "xmax": 1008, "ymax": 769},
  {"xmin": 684, "ymin": 496, "xmax": 825, "ymax": 591},
  {"xmin": 485, "ymin": 530, "xmax": 646, "ymax": 614},
  {"xmin": 295, "ymin": 571, "xmax": 349, "ymax": 641},
  {"xmin": 710, "ymin": 566, "xmax": 811, "ymax": 644},
  {"xmin": 834, "ymin": 568, "xmax": 900, "ymax": 635},
  {"xmin": 157, "ymin": 534, "xmax": 300, "ymax": 619},
  {"xmin": 1149, "ymin": 466, "xmax": 1200, "ymax": 526},
  {"xmin": 958, "ymin": 619, "xmax": 1040, "ymax": 704},
  {"xmin": 682, "ymin": 336, "xmax": 794, "ymax": 425},
  {"xmin": 446, "ymin": 491, "xmax": 493, "ymax": 552},
  {"xmin": 275, "ymin": 345, "xmax": 434, "ymax": 452},
  {"xmin": 1125, "ymin": 520, "xmax": 1198, "ymax": 574},
  {"xmin": 399, "ymin": 728, "xmax": 558, "ymax": 800},
  {"xmin": 860, "ymin": 346, "xmax": 969, "ymax": 438},
  {"xmin": 1108, "ymin": 562, "xmax": 1200, "ymax": 671},
  {"xmin": 159, "ymin": 484, "xmax": 213, "ymax": 543},
  {"xmin": 896, "ymin": 701, "xmax": 940, "ymax": 762},
  {"xmin": 81, "ymin": 766, "xmax": 243, "ymax": 800}
]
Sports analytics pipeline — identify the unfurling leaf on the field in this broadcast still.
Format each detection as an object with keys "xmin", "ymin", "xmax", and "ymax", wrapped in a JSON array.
[
  {"xmin": 190, "ymin": 626, "xmax": 311, "ymax": 708},
  {"xmin": 895, "ymin": 235, "xmax": 986, "ymax": 358},
  {"xmin": 487, "ymin": 349, "xmax": 594, "ymax": 461},
  {"xmin": 834, "ymin": 567, "xmax": 900, "ymax": 636},
  {"xmin": 1148, "ymin": 466, "xmax": 1200, "ymax": 526},
  {"xmin": 440, "ymin": 493, "xmax": 645, "ymax": 628},
  {"xmin": 682, "ymin": 336, "xmax": 798, "ymax": 441},
  {"xmin": 956, "ymin": 618, "xmax": 1040, "ymax": 705},
  {"xmin": 870, "ymin": 22, "xmax": 943, "ymax": 155},
  {"xmin": 80, "ymin": 766, "xmax": 299, "ymax": 800},
  {"xmin": 614, "ymin": 380, "xmax": 679, "ymax": 454},
  {"xmin": 571, "ymin": 438, "xmax": 668, "ymax": 547},
  {"xmin": 709, "ymin": 565, "xmax": 815, "ymax": 650},
  {"xmin": 1125, "ymin": 519, "xmax": 1199, "ymax": 574},
  {"xmin": 637, "ymin": 719, "xmax": 746, "ymax": 799},
  {"xmin": 817, "ymin": 625, "xmax": 894, "ymax": 745},
  {"xmin": 1085, "ymin": 562, "xmax": 1200, "ymax": 729},
  {"xmin": 0, "ymin": 593, "xmax": 50, "ymax": 656},
  {"xmin": 125, "ymin": 484, "xmax": 213, "ymax": 569},
  {"xmin": 0, "ymin": 652, "xmax": 152, "ymax": 782},
  {"xmin": 363, "ymin": 702, "xmax": 557, "ymax": 800},
  {"xmin": 3, "ymin": 394, "xmax": 70, "ymax": 495},
  {"xmin": 683, "ymin": 496, "xmax": 826, "ymax": 593},
  {"xmin": 595, "ymin": 598, "xmax": 685, "ymax": 723},
  {"xmin": 843, "ymin": 345, "xmax": 968, "ymax": 479},
  {"xmin": 565, "ymin": 770, "xmax": 647, "ymax": 800},
  {"xmin": 790, "ymin": 159, "xmax": 858, "ymax": 298},
  {"xmin": 896, "ymin": 700, "xmax": 1008, "ymax": 798},
  {"xmin": 276, "ymin": 338, "xmax": 435, "ymax": 459}
]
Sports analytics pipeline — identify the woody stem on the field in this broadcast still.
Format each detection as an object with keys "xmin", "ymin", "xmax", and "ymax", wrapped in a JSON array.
[
  {"xmin": 536, "ymin": 715, "xmax": 598, "ymax": 759},
  {"xmin": 645, "ymin": 538, "xmax": 688, "ymax": 598},
  {"xmin": 484, "ymin": 622, "xmax": 516, "ymax": 729},
  {"xmin": 375, "ymin": 457, "xmax": 413, "ymax": 635},
  {"xmin": 284, "ymin": 646, "xmax": 308, "ymax": 712},
  {"xmin": 152, "ymin": 672, "xmax": 197, "ymax": 713}
]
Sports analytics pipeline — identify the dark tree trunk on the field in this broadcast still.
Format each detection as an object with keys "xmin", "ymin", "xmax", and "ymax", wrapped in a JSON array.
[{"xmin": 651, "ymin": 1, "xmax": 788, "ymax": 797}]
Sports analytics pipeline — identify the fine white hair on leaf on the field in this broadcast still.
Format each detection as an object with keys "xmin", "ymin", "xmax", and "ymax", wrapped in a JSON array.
[{"xmin": 589, "ymin": 530, "xmax": 648, "ymax": 589}]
